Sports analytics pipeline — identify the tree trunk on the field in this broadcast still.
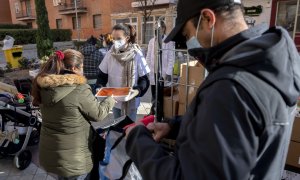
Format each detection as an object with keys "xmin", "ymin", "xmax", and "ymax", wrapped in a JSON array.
[{"xmin": 143, "ymin": 14, "xmax": 147, "ymax": 44}]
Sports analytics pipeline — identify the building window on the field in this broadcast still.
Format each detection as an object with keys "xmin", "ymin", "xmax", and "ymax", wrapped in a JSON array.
[
  {"xmin": 72, "ymin": 16, "xmax": 81, "ymax": 29},
  {"xmin": 142, "ymin": 23, "xmax": 154, "ymax": 44},
  {"xmin": 115, "ymin": 18, "xmax": 130, "ymax": 24},
  {"xmin": 142, "ymin": 16, "xmax": 156, "ymax": 44},
  {"xmin": 15, "ymin": 2, "xmax": 20, "ymax": 13},
  {"xmin": 276, "ymin": 0, "xmax": 297, "ymax": 38},
  {"xmin": 93, "ymin": 14, "xmax": 102, "ymax": 29},
  {"xmin": 25, "ymin": 0, "xmax": 32, "ymax": 16},
  {"xmin": 56, "ymin": 19, "xmax": 62, "ymax": 29}
]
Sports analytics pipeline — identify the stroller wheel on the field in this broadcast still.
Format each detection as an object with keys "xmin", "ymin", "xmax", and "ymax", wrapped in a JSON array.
[{"xmin": 14, "ymin": 150, "xmax": 32, "ymax": 170}]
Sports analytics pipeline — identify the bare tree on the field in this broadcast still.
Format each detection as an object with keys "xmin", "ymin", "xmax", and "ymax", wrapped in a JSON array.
[{"xmin": 135, "ymin": 0, "xmax": 157, "ymax": 44}]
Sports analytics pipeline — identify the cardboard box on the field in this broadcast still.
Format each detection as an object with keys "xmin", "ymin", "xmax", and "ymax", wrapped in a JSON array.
[
  {"xmin": 178, "ymin": 103, "xmax": 186, "ymax": 116},
  {"xmin": 163, "ymin": 94, "xmax": 179, "ymax": 119},
  {"xmin": 291, "ymin": 117, "xmax": 300, "ymax": 142},
  {"xmin": 286, "ymin": 141, "xmax": 300, "ymax": 168},
  {"xmin": 178, "ymin": 85, "xmax": 198, "ymax": 105},
  {"xmin": 180, "ymin": 61, "xmax": 205, "ymax": 86}
]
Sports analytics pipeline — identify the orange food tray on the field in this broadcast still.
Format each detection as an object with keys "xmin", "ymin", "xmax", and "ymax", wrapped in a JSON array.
[
  {"xmin": 96, "ymin": 87, "xmax": 131, "ymax": 97},
  {"xmin": 95, "ymin": 87, "xmax": 134, "ymax": 102}
]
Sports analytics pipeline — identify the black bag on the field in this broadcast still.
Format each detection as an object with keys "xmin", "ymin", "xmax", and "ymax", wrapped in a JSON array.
[{"xmin": 88, "ymin": 116, "xmax": 134, "ymax": 180}]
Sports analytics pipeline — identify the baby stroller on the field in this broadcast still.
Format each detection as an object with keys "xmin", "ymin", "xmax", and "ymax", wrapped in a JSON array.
[{"xmin": 0, "ymin": 79, "xmax": 42, "ymax": 170}]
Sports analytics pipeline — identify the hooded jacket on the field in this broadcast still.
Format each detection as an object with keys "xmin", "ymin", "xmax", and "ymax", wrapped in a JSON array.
[
  {"xmin": 37, "ymin": 72, "xmax": 115, "ymax": 177},
  {"xmin": 126, "ymin": 26, "xmax": 300, "ymax": 180}
]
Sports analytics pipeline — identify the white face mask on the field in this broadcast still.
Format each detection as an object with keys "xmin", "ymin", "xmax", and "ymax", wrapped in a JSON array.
[{"xmin": 114, "ymin": 39, "xmax": 126, "ymax": 51}]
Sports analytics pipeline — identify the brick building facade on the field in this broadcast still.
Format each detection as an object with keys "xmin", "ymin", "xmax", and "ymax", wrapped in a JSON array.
[
  {"xmin": 0, "ymin": 0, "xmax": 12, "ymax": 24},
  {"xmin": 9, "ymin": 0, "xmax": 112, "ymax": 40}
]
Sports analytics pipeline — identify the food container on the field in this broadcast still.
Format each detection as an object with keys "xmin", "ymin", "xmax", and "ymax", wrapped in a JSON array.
[{"xmin": 95, "ymin": 87, "xmax": 138, "ymax": 102}]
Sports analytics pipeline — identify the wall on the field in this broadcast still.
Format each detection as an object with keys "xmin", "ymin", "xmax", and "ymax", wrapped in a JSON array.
[
  {"xmin": 242, "ymin": 0, "xmax": 272, "ymax": 26},
  {"xmin": 0, "ymin": 0, "xmax": 12, "ymax": 23}
]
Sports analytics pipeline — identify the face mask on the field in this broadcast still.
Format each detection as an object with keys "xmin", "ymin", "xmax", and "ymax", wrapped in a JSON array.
[
  {"xmin": 114, "ymin": 39, "xmax": 126, "ymax": 51},
  {"xmin": 186, "ymin": 15, "xmax": 202, "ymax": 50},
  {"xmin": 187, "ymin": 13, "xmax": 215, "ymax": 66}
]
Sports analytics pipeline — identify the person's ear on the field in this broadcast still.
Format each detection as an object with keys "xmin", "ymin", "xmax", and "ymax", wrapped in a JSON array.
[{"xmin": 201, "ymin": 9, "xmax": 216, "ymax": 29}]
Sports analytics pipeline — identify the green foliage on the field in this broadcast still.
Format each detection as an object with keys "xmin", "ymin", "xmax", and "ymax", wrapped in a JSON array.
[
  {"xmin": 51, "ymin": 29, "xmax": 72, "ymax": 42},
  {"xmin": 35, "ymin": 0, "xmax": 53, "ymax": 58},
  {"xmin": 0, "ymin": 24, "xmax": 31, "ymax": 29},
  {"xmin": 0, "ymin": 29, "xmax": 72, "ymax": 45}
]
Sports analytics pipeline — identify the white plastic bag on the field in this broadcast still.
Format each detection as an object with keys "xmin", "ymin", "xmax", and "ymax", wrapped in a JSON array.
[{"xmin": 2, "ymin": 35, "xmax": 15, "ymax": 50}]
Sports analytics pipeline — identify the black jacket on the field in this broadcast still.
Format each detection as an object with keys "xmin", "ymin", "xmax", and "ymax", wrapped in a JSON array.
[{"xmin": 126, "ymin": 26, "xmax": 300, "ymax": 180}]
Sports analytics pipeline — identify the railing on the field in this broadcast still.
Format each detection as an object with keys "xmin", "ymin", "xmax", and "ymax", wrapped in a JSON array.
[
  {"xmin": 15, "ymin": 10, "xmax": 35, "ymax": 20},
  {"xmin": 58, "ymin": 0, "xmax": 87, "ymax": 12}
]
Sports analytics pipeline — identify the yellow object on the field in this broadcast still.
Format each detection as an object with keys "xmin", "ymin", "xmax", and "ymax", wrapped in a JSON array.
[
  {"xmin": 4, "ymin": 46, "xmax": 23, "ymax": 68},
  {"xmin": 173, "ymin": 61, "xmax": 180, "ymax": 76}
]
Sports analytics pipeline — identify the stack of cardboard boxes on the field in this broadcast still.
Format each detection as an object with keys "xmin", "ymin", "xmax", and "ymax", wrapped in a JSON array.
[
  {"xmin": 163, "ymin": 61, "xmax": 205, "ymax": 119},
  {"xmin": 286, "ymin": 115, "xmax": 300, "ymax": 169},
  {"xmin": 178, "ymin": 61, "xmax": 205, "ymax": 115}
]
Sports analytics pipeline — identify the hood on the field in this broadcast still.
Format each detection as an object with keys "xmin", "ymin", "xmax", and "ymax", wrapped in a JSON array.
[
  {"xmin": 207, "ymin": 26, "xmax": 300, "ymax": 106},
  {"xmin": 80, "ymin": 43, "xmax": 97, "ymax": 56},
  {"xmin": 37, "ymin": 73, "xmax": 86, "ymax": 105}
]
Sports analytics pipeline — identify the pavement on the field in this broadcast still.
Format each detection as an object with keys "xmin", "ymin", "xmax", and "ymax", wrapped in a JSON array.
[{"xmin": 0, "ymin": 91, "xmax": 152, "ymax": 180}]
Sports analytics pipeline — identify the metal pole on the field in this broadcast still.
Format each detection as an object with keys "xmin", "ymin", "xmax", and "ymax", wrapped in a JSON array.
[{"xmin": 74, "ymin": 0, "xmax": 80, "ymax": 41}]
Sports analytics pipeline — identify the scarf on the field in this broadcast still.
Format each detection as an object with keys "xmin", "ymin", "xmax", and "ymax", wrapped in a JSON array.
[{"xmin": 111, "ymin": 43, "xmax": 141, "ymax": 117}]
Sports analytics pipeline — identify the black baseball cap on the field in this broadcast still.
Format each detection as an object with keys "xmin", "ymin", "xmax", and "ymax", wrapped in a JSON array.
[{"xmin": 164, "ymin": 0, "xmax": 242, "ymax": 43}]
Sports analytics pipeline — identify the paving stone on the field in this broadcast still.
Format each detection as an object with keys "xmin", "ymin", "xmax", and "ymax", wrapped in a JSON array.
[
  {"xmin": 20, "ymin": 175, "xmax": 34, "ymax": 180},
  {"xmin": 33, "ymin": 174, "xmax": 47, "ymax": 180}
]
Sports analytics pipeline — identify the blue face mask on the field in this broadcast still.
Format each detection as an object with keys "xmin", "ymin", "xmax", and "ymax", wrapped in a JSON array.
[
  {"xmin": 186, "ymin": 36, "xmax": 201, "ymax": 50},
  {"xmin": 186, "ymin": 15, "xmax": 202, "ymax": 50}
]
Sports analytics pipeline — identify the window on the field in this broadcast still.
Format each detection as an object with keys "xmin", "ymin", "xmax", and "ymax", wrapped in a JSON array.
[
  {"xmin": 93, "ymin": 14, "xmax": 102, "ymax": 29},
  {"xmin": 25, "ymin": 0, "xmax": 32, "ymax": 16},
  {"xmin": 276, "ymin": 0, "xmax": 297, "ymax": 38},
  {"xmin": 15, "ymin": 2, "xmax": 20, "ymax": 13},
  {"xmin": 72, "ymin": 16, "xmax": 81, "ymax": 29},
  {"xmin": 115, "ymin": 18, "xmax": 130, "ymax": 24},
  {"xmin": 132, "ymin": 18, "xmax": 137, "ymax": 23},
  {"xmin": 142, "ymin": 16, "xmax": 156, "ymax": 44},
  {"xmin": 56, "ymin": 19, "xmax": 62, "ymax": 29},
  {"xmin": 142, "ymin": 23, "xmax": 154, "ymax": 44}
]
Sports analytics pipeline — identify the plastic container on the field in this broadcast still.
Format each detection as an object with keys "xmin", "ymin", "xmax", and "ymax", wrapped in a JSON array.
[{"xmin": 4, "ymin": 46, "xmax": 23, "ymax": 68}]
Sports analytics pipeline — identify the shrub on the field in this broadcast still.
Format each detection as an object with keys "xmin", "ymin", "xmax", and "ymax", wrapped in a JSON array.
[
  {"xmin": 0, "ymin": 24, "xmax": 31, "ymax": 29},
  {"xmin": 0, "ymin": 29, "xmax": 72, "ymax": 45},
  {"xmin": 51, "ymin": 29, "xmax": 72, "ymax": 42}
]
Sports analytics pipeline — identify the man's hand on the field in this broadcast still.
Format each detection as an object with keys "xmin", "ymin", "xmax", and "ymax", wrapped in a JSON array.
[{"xmin": 147, "ymin": 122, "xmax": 171, "ymax": 142}]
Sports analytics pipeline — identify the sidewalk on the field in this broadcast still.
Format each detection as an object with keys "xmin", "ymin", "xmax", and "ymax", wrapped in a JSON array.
[{"xmin": 0, "ymin": 90, "xmax": 152, "ymax": 180}]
